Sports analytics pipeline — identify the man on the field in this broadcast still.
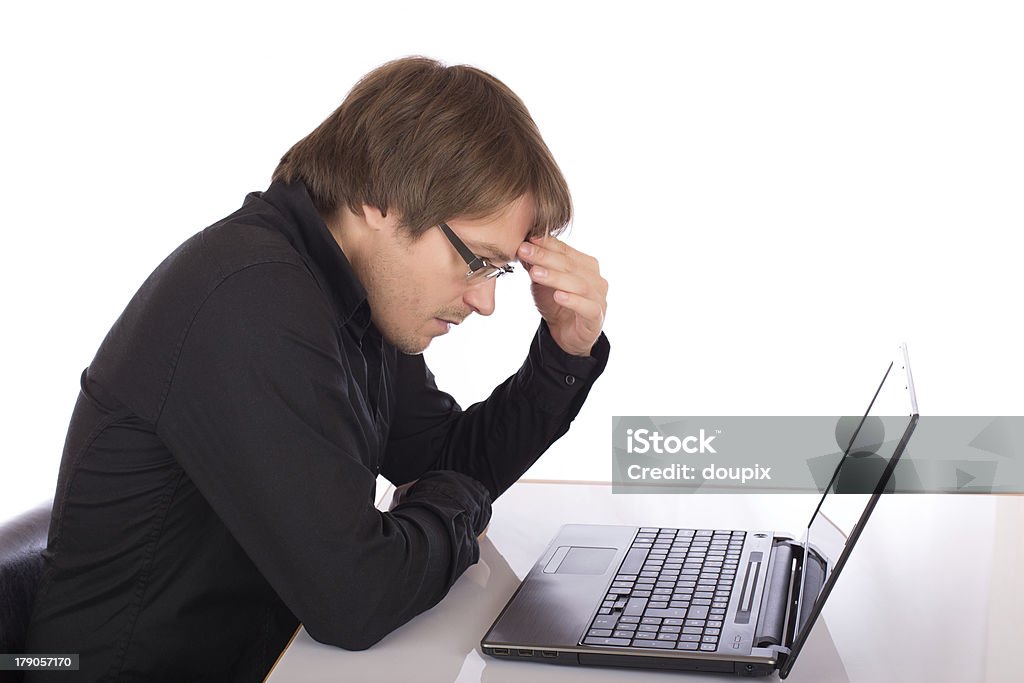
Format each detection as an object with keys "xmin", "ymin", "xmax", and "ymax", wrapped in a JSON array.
[{"xmin": 24, "ymin": 57, "xmax": 609, "ymax": 681}]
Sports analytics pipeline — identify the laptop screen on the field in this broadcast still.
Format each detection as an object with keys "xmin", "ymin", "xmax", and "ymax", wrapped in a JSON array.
[{"xmin": 781, "ymin": 344, "xmax": 919, "ymax": 678}]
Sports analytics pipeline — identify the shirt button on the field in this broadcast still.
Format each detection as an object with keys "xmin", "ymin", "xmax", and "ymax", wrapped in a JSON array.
[{"xmin": 564, "ymin": 374, "xmax": 576, "ymax": 386}]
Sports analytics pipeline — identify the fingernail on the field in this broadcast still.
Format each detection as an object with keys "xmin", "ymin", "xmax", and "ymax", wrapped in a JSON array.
[
  {"xmin": 519, "ymin": 243, "xmax": 534, "ymax": 257},
  {"xmin": 532, "ymin": 266, "xmax": 547, "ymax": 279}
]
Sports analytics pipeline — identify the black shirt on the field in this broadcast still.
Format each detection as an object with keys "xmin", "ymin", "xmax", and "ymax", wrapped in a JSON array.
[{"xmin": 24, "ymin": 179, "xmax": 609, "ymax": 682}]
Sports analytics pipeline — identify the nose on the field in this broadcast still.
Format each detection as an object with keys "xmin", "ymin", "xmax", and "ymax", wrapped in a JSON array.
[{"xmin": 463, "ymin": 277, "xmax": 496, "ymax": 317}]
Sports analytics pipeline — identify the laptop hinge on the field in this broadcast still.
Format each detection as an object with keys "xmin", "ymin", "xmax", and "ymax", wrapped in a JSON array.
[
  {"xmin": 753, "ymin": 539, "xmax": 796, "ymax": 649},
  {"xmin": 768, "ymin": 537, "xmax": 827, "ymax": 673}
]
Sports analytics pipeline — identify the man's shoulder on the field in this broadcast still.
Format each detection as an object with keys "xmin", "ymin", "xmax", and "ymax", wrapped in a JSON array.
[
  {"xmin": 199, "ymin": 198, "xmax": 310, "ymax": 274},
  {"xmin": 88, "ymin": 204, "xmax": 322, "ymax": 425}
]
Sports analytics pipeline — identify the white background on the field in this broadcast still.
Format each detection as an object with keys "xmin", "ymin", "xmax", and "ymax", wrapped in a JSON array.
[{"xmin": 1, "ymin": 1, "xmax": 1021, "ymax": 521}]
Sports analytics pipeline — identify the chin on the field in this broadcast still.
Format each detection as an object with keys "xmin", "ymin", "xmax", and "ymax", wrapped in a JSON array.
[{"xmin": 388, "ymin": 334, "xmax": 431, "ymax": 355}]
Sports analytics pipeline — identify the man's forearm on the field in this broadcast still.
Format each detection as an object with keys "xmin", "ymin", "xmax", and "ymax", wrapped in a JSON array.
[{"xmin": 386, "ymin": 322, "xmax": 610, "ymax": 500}]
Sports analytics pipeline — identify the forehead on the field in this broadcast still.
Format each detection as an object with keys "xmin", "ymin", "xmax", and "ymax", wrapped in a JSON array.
[{"xmin": 446, "ymin": 195, "xmax": 536, "ymax": 262}]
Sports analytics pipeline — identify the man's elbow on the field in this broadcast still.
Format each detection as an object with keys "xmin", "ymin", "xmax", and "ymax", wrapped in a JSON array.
[{"xmin": 304, "ymin": 617, "xmax": 388, "ymax": 651}]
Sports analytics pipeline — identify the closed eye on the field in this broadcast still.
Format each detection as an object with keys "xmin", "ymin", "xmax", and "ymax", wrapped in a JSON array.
[{"xmin": 473, "ymin": 242, "xmax": 515, "ymax": 266}]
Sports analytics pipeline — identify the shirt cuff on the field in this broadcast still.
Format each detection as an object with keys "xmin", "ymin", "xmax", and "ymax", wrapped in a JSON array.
[{"xmin": 523, "ymin": 320, "xmax": 610, "ymax": 415}]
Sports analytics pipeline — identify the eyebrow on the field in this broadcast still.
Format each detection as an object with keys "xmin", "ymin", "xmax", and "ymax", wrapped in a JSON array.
[{"xmin": 473, "ymin": 242, "xmax": 515, "ymax": 265}]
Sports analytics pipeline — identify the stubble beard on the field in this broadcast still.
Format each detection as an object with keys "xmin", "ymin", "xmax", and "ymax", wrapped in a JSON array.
[
  {"xmin": 359, "ymin": 250, "xmax": 435, "ymax": 356},
  {"xmin": 357, "ymin": 242, "xmax": 471, "ymax": 355}
]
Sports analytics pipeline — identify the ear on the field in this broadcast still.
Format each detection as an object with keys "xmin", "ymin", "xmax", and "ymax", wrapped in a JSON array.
[{"xmin": 360, "ymin": 204, "xmax": 391, "ymax": 231}]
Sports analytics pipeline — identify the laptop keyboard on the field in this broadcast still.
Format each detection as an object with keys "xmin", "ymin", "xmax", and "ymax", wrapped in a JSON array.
[{"xmin": 582, "ymin": 527, "xmax": 745, "ymax": 652}]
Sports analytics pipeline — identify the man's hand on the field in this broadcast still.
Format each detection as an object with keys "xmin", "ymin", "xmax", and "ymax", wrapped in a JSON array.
[
  {"xmin": 518, "ymin": 235, "xmax": 608, "ymax": 357},
  {"xmin": 388, "ymin": 480, "xmax": 417, "ymax": 512},
  {"xmin": 389, "ymin": 479, "xmax": 489, "ymax": 541}
]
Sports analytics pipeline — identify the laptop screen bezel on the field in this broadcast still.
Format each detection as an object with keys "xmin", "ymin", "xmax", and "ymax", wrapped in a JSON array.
[{"xmin": 779, "ymin": 344, "xmax": 919, "ymax": 679}]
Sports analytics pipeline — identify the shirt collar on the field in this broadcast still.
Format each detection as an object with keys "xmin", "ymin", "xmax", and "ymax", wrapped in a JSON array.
[{"xmin": 243, "ymin": 179, "xmax": 373, "ymax": 339}]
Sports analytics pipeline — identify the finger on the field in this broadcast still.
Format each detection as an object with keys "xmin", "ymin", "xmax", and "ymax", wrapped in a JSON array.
[
  {"xmin": 518, "ymin": 241, "xmax": 572, "ymax": 273},
  {"xmin": 528, "ymin": 234, "xmax": 571, "ymax": 255},
  {"xmin": 525, "ymin": 237, "xmax": 602, "ymax": 278},
  {"xmin": 528, "ymin": 263, "xmax": 592, "ymax": 297},
  {"xmin": 524, "ymin": 234, "xmax": 585, "ymax": 263},
  {"xmin": 529, "ymin": 260, "xmax": 608, "ymax": 303},
  {"xmin": 552, "ymin": 290, "xmax": 606, "ymax": 331}
]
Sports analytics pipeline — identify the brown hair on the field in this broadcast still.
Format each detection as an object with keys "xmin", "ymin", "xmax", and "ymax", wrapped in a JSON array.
[{"xmin": 272, "ymin": 56, "xmax": 571, "ymax": 238}]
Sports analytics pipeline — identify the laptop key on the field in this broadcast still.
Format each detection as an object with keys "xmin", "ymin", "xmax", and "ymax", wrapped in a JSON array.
[
  {"xmin": 687, "ymin": 605, "xmax": 710, "ymax": 619},
  {"xmin": 677, "ymin": 642, "xmax": 700, "ymax": 650},
  {"xmin": 644, "ymin": 608, "xmax": 687, "ymax": 618},
  {"xmin": 624, "ymin": 597, "xmax": 647, "ymax": 616},
  {"xmin": 634, "ymin": 631, "xmax": 657, "ymax": 639},
  {"xmin": 592, "ymin": 615, "xmax": 618, "ymax": 629},
  {"xmin": 643, "ymin": 640, "xmax": 679, "ymax": 649},
  {"xmin": 700, "ymin": 644, "xmax": 717, "ymax": 651},
  {"xmin": 583, "ymin": 637, "xmax": 632, "ymax": 647},
  {"xmin": 588, "ymin": 628, "xmax": 613, "ymax": 637},
  {"xmin": 620, "ymin": 547, "xmax": 649, "ymax": 575}
]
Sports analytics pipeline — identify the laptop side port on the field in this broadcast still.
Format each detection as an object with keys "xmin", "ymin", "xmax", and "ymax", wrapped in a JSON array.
[
  {"xmin": 492, "ymin": 648, "xmax": 510, "ymax": 656},
  {"xmin": 517, "ymin": 649, "xmax": 534, "ymax": 656},
  {"xmin": 541, "ymin": 650, "xmax": 557, "ymax": 658}
]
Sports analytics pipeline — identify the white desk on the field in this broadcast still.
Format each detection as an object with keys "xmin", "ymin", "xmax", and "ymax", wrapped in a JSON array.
[{"xmin": 266, "ymin": 482, "xmax": 1021, "ymax": 682}]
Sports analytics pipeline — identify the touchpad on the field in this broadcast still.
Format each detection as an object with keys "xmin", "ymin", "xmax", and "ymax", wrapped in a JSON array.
[{"xmin": 543, "ymin": 546, "xmax": 617, "ymax": 575}]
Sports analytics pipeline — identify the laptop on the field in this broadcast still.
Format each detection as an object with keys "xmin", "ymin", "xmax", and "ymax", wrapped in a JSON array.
[{"xmin": 481, "ymin": 344, "xmax": 919, "ymax": 678}]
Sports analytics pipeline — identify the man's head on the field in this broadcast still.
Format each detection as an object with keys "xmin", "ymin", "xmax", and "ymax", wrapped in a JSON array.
[{"xmin": 273, "ymin": 57, "xmax": 572, "ymax": 353}]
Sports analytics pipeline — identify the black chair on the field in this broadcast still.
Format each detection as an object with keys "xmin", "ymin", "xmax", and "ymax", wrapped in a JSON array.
[{"xmin": 0, "ymin": 501, "xmax": 52, "ymax": 658}]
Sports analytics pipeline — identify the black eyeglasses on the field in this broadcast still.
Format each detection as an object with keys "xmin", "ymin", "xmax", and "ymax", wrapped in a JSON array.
[{"xmin": 438, "ymin": 222, "xmax": 514, "ymax": 283}]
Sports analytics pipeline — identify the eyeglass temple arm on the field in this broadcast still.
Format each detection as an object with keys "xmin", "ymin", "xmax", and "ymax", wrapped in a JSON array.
[{"xmin": 439, "ymin": 223, "xmax": 485, "ymax": 270}]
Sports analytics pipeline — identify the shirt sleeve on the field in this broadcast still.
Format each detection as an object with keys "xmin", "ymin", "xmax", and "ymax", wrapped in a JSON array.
[
  {"xmin": 155, "ymin": 262, "xmax": 490, "ymax": 650},
  {"xmin": 382, "ymin": 319, "xmax": 611, "ymax": 499}
]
